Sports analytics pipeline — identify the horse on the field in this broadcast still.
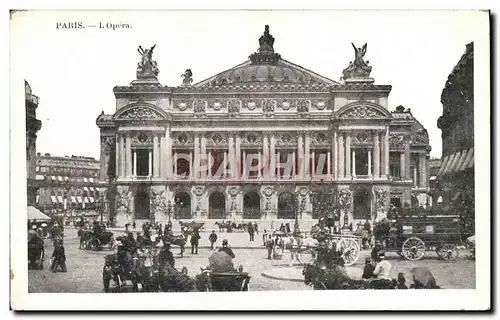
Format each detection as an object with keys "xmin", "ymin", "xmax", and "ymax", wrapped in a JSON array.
[
  {"xmin": 231, "ymin": 222, "xmax": 247, "ymax": 232},
  {"xmin": 214, "ymin": 221, "xmax": 231, "ymax": 232},
  {"xmin": 156, "ymin": 234, "xmax": 186, "ymax": 257}
]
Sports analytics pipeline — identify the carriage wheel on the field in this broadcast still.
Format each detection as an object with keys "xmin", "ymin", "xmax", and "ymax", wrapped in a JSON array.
[
  {"xmin": 439, "ymin": 244, "xmax": 459, "ymax": 261},
  {"xmin": 402, "ymin": 237, "xmax": 425, "ymax": 261},
  {"xmin": 339, "ymin": 238, "xmax": 360, "ymax": 266},
  {"xmin": 435, "ymin": 246, "xmax": 444, "ymax": 258}
]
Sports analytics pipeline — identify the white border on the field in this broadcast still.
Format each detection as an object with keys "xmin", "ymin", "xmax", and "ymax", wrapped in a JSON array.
[{"xmin": 7, "ymin": 6, "xmax": 492, "ymax": 312}]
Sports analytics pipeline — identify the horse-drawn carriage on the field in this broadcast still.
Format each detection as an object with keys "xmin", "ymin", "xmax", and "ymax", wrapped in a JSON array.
[
  {"xmin": 79, "ymin": 225, "xmax": 115, "ymax": 250},
  {"xmin": 28, "ymin": 230, "xmax": 45, "ymax": 270},
  {"xmin": 373, "ymin": 210, "xmax": 467, "ymax": 261}
]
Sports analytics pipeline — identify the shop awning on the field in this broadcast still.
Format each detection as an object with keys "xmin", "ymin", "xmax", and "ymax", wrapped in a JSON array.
[
  {"xmin": 89, "ymin": 197, "xmax": 95, "ymax": 203},
  {"xmin": 50, "ymin": 196, "xmax": 57, "ymax": 203},
  {"xmin": 71, "ymin": 196, "xmax": 77, "ymax": 203},
  {"xmin": 27, "ymin": 206, "xmax": 51, "ymax": 221},
  {"xmin": 83, "ymin": 177, "xmax": 89, "ymax": 183},
  {"xmin": 35, "ymin": 175, "xmax": 45, "ymax": 181},
  {"xmin": 84, "ymin": 197, "xmax": 89, "ymax": 204},
  {"xmin": 83, "ymin": 187, "xmax": 89, "ymax": 192},
  {"xmin": 58, "ymin": 176, "xmax": 64, "ymax": 181},
  {"xmin": 51, "ymin": 176, "xmax": 57, "ymax": 181},
  {"xmin": 57, "ymin": 195, "xmax": 63, "ymax": 203},
  {"xmin": 437, "ymin": 148, "xmax": 474, "ymax": 178},
  {"xmin": 89, "ymin": 178, "xmax": 94, "ymax": 183},
  {"xmin": 76, "ymin": 196, "xmax": 83, "ymax": 203}
]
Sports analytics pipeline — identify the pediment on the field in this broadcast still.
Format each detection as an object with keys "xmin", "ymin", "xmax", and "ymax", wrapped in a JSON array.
[{"xmin": 335, "ymin": 101, "xmax": 392, "ymax": 120}]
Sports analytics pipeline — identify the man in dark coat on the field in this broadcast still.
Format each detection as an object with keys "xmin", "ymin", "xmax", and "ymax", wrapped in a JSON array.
[
  {"xmin": 362, "ymin": 257, "xmax": 375, "ymax": 279},
  {"xmin": 208, "ymin": 230, "xmax": 218, "ymax": 250},
  {"xmin": 247, "ymin": 222, "xmax": 255, "ymax": 241},
  {"xmin": 218, "ymin": 239, "xmax": 235, "ymax": 259},
  {"xmin": 190, "ymin": 230, "xmax": 200, "ymax": 254},
  {"xmin": 158, "ymin": 242, "xmax": 175, "ymax": 268},
  {"xmin": 51, "ymin": 240, "xmax": 67, "ymax": 272}
]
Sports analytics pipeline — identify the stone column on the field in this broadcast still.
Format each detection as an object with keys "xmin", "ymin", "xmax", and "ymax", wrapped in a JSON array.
[
  {"xmin": 419, "ymin": 154, "xmax": 426, "ymax": 188},
  {"xmin": 292, "ymin": 151, "xmax": 297, "ymax": 177},
  {"xmin": 405, "ymin": 141, "xmax": 411, "ymax": 180},
  {"xmin": 400, "ymin": 152, "xmax": 405, "ymax": 179},
  {"xmin": 207, "ymin": 149, "xmax": 212, "ymax": 178},
  {"xmin": 338, "ymin": 133, "xmax": 345, "ymax": 179},
  {"xmin": 351, "ymin": 149, "xmax": 356, "ymax": 177},
  {"xmin": 333, "ymin": 130, "xmax": 337, "ymax": 180},
  {"xmin": 345, "ymin": 133, "xmax": 351, "ymax": 178},
  {"xmin": 133, "ymin": 150, "xmax": 137, "ymax": 176},
  {"xmin": 126, "ymin": 134, "xmax": 132, "ymax": 177},
  {"xmin": 270, "ymin": 134, "xmax": 276, "ymax": 178},
  {"xmin": 165, "ymin": 127, "xmax": 172, "ymax": 179},
  {"xmin": 373, "ymin": 132, "xmax": 380, "ymax": 178},
  {"xmin": 258, "ymin": 151, "xmax": 262, "ymax": 178},
  {"xmin": 242, "ymin": 150, "xmax": 247, "ymax": 178},
  {"xmin": 153, "ymin": 134, "xmax": 159, "ymax": 178},
  {"xmin": 327, "ymin": 151, "xmax": 331, "ymax": 176},
  {"xmin": 189, "ymin": 151, "xmax": 193, "ymax": 179},
  {"xmin": 194, "ymin": 135, "xmax": 200, "ymax": 179},
  {"xmin": 305, "ymin": 134, "xmax": 311, "ymax": 177},
  {"xmin": 311, "ymin": 150, "xmax": 316, "ymax": 177},
  {"xmin": 262, "ymin": 134, "xmax": 269, "ymax": 178},
  {"xmin": 297, "ymin": 134, "xmax": 304, "ymax": 178},
  {"xmin": 120, "ymin": 133, "xmax": 126, "ymax": 178},
  {"xmin": 368, "ymin": 149, "xmax": 372, "ymax": 176},
  {"xmin": 160, "ymin": 134, "xmax": 166, "ymax": 179},
  {"xmin": 384, "ymin": 128, "xmax": 390, "ymax": 177},
  {"xmin": 223, "ymin": 151, "xmax": 228, "ymax": 178},
  {"xmin": 148, "ymin": 150, "xmax": 153, "ymax": 177},
  {"xmin": 413, "ymin": 165, "xmax": 418, "ymax": 187},
  {"xmin": 235, "ymin": 134, "xmax": 241, "ymax": 179},
  {"xmin": 173, "ymin": 152, "xmax": 177, "ymax": 176},
  {"xmin": 228, "ymin": 136, "xmax": 235, "ymax": 179}
]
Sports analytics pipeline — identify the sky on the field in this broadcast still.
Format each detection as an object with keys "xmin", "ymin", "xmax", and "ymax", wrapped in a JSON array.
[{"xmin": 11, "ymin": 10, "xmax": 487, "ymax": 160}]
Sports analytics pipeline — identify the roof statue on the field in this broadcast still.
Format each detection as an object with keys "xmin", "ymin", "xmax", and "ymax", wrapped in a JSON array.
[
  {"xmin": 249, "ymin": 25, "xmax": 281, "ymax": 65},
  {"xmin": 341, "ymin": 43, "xmax": 373, "ymax": 81},
  {"xmin": 181, "ymin": 69, "xmax": 193, "ymax": 86},
  {"xmin": 136, "ymin": 44, "xmax": 159, "ymax": 80},
  {"xmin": 258, "ymin": 25, "xmax": 275, "ymax": 53}
]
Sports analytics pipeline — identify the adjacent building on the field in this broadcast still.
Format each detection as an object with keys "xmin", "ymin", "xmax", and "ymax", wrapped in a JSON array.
[
  {"xmin": 97, "ymin": 26, "xmax": 432, "ymax": 227},
  {"xmin": 26, "ymin": 81, "xmax": 42, "ymax": 206},
  {"xmin": 35, "ymin": 153, "xmax": 102, "ymax": 219},
  {"xmin": 436, "ymin": 42, "xmax": 474, "ymax": 232}
]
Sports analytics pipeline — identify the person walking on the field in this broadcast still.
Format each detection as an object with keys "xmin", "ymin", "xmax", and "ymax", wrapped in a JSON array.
[
  {"xmin": 253, "ymin": 222, "xmax": 259, "ymax": 235},
  {"xmin": 132, "ymin": 220, "xmax": 136, "ymax": 230},
  {"xmin": 247, "ymin": 222, "xmax": 255, "ymax": 242},
  {"xmin": 266, "ymin": 235, "xmax": 274, "ymax": 259},
  {"xmin": 51, "ymin": 239, "xmax": 67, "ymax": 272},
  {"xmin": 262, "ymin": 229, "xmax": 269, "ymax": 246},
  {"xmin": 208, "ymin": 230, "xmax": 218, "ymax": 250},
  {"xmin": 190, "ymin": 230, "xmax": 200, "ymax": 254}
]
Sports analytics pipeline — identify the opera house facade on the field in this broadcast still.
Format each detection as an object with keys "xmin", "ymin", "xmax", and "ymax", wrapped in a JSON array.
[{"xmin": 96, "ymin": 26, "xmax": 431, "ymax": 228}]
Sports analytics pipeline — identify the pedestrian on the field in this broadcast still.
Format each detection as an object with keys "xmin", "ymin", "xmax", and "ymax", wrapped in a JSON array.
[
  {"xmin": 362, "ymin": 257, "xmax": 375, "ymax": 279},
  {"xmin": 262, "ymin": 229, "xmax": 269, "ymax": 246},
  {"xmin": 159, "ymin": 223, "xmax": 163, "ymax": 236},
  {"xmin": 51, "ymin": 239, "xmax": 67, "ymax": 273},
  {"xmin": 397, "ymin": 272, "xmax": 408, "ymax": 289},
  {"xmin": 247, "ymin": 222, "xmax": 254, "ymax": 241},
  {"xmin": 279, "ymin": 223, "xmax": 286, "ymax": 233},
  {"xmin": 218, "ymin": 239, "xmax": 235, "ymax": 259},
  {"xmin": 208, "ymin": 230, "xmax": 218, "ymax": 250},
  {"xmin": 132, "ymin": 220, "xmax": 136, "ymax": 230},
  {"xmin": 191, "ymin": 230, "xmax": 200, "ymax": 254},
  {"xmin": 253, "ymin": 222, "xmax": 259, "ymax": 235},
  {"xmin": 266, "ymin": 235, "xmax": 274, "ymax": 259}
]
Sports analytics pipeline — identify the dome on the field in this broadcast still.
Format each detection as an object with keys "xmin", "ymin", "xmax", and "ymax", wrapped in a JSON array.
[{"xmin": 214, "ymin": 63, "xmax": 313, "ymax": 85}]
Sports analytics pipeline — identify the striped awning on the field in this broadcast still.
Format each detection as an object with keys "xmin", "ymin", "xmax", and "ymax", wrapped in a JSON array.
[
  {"xmin": 437, "ymin": 148, "xmax": 474, "ymax": 178},
  {"xmin": 50, "ymin": 196, "xmax": 57, "ymax": 203}
]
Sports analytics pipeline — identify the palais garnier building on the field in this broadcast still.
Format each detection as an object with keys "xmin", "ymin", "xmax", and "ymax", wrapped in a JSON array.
[{"xmin": 97, "ymin": 26, "xmax": 431, "ymax": 228}]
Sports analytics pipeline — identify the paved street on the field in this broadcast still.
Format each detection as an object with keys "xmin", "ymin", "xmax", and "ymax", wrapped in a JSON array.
[{"xmin": 28, "ymin": 228, "xmax": 475, "ymax": 292}]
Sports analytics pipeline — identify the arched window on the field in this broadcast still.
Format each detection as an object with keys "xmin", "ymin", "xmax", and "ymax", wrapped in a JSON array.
[
  {"xmin": 278, "ymin": 192, "xmax": 295, "ymax": 219},
  {"xmin": 208, "ymin": 191, "xmax": 226, "ymax": 219},
  {"xmin": 243, "ymin": 191, "xmax": 261, "ymax": 219}
]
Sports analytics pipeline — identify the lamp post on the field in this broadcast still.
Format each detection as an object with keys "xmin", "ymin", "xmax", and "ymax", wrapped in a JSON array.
[{"xmin": 166, "ymin": 200, "xmax": 172, "ymax": 222}]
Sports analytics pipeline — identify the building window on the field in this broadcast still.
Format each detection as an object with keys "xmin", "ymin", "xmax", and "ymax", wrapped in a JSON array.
[
  {"xmin": 276, "ymin": 150, "xmax": 294, "ymax": 177},
  {"xmin": 389, "ymin": 152, "xmax": 401, "ymax": 179},
  {"xmin": 313, "ymin": 150, "xmax": 328, "ymax": 175},
  {"xmin": 135, "ymin": 149, "xmax": 151, "ymax": 176},
  {"xmin": 354, "ymin": 148, "xmax": 372, "ymax": 176}
]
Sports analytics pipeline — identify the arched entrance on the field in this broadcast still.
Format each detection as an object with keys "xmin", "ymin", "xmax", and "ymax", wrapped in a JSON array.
[
  {"xmin": 243, "ymin": 191, "xmax": 261, "ymax": 219},
  {"xmin": 208, "ymin": 191, "xmax": 226, "ymax": 219},
  {"xmin": 174, "ymin": 191, "xmax": 191, "ymax": 219},
  {"xmin": 135, "ymin": 185, "xmax": 150, "ymax": 220},
  {"xmin": 278, "ymin": 192, "xmax": 295, "ymax": 219}
]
